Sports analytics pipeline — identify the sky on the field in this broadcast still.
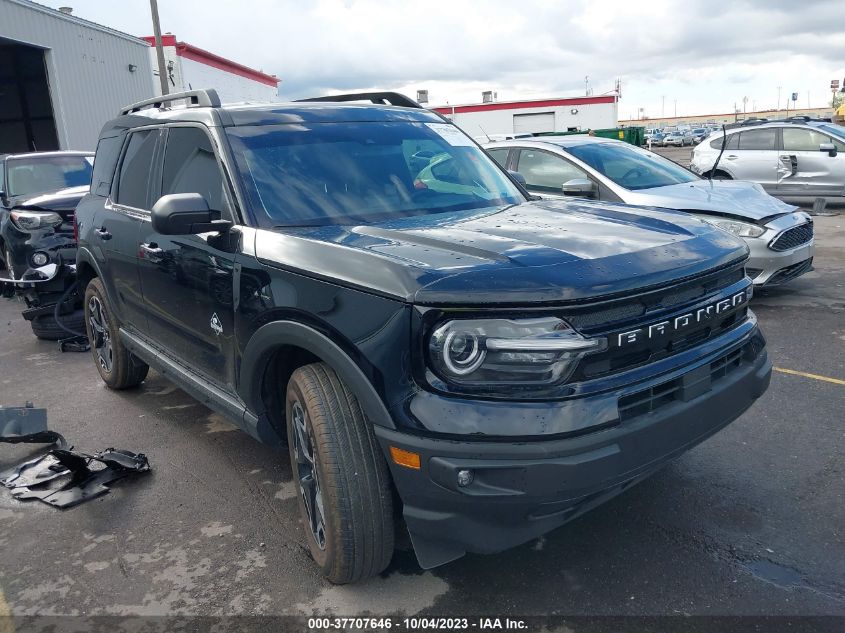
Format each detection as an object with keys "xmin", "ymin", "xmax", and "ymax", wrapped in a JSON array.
[{"xmin": 39, "ymin": 0, "xmax": 845, "ymax": 119}]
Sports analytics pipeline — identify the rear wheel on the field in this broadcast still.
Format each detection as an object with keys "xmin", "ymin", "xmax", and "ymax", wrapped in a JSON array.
[
  {"xmin": 285, "ymin": 362, "xmax": 394, "ymax": 584},
  {"xmin": 709, "ymin": 170, "xmax": 733, "ymax": 180},
  {"xmin": 83, "ymin": 277, "xmax": 149, "ymax": 389}
]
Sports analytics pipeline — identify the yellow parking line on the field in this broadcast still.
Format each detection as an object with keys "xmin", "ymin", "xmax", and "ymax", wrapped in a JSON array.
[{"xmin": 774, "ymin": 367, "xmax": 845, "ymax": 386}]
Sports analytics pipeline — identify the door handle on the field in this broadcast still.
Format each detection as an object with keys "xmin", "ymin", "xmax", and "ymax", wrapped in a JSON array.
[
  {"xmin": 725, "ymin": 154, "xmax": 738, "ymax": 160},
  {"xmin": 95, "ymin": 226, "xmax": 112, "ymax": 241},
  {"xmin": 140, "ymin": 242, "xmax": 163, "ymax": 256}
]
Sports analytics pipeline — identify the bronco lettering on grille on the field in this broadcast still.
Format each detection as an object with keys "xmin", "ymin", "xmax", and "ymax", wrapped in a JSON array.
[{"xmin": 616, "ymin": 290, "xmax": 748, "ymax": 347}]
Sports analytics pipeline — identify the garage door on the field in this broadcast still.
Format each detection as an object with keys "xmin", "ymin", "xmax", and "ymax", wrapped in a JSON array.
[{"xmin": 513, "ymin": 112, "xmax": 555, "ymax": 134}]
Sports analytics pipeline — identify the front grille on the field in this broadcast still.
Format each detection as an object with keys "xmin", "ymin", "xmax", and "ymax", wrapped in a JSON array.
[
  {"xmin": 769, "ymin": 222, "xmax": 813, "ymax": 252},
  {"xmin": 618, "ymin": 346, "xmax": 745, "ymax": 421}
]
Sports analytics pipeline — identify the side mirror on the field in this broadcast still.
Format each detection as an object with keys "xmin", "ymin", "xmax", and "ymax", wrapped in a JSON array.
[
  {"xmin": 151, "ymin": 193, "xmax": 232, "ymax": 235},
  {"xmin": 561, "ymin": 178, "xmax": 596, "ymax": 197},
  {"xmin": 508, "ymin": 170, "xmax": 527, "ymax": 186},
  {"xmin": 819, "ymin": 143, "xmax": 837, "ymax": 157}
]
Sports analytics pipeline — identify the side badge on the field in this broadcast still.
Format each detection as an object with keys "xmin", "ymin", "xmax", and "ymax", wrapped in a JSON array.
[{"xmin": 210, "ymin": 313, "xmax": 223, "ymax": 336}]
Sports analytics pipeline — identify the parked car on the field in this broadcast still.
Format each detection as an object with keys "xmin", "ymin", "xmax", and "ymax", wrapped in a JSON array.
[
  {"xmin": 663, "ymin": 130, "xmax": 692, "ymax": 147},
  {"xmin": 648, "ymin": 132, "xmax": 666, "ymax": 147},
  {"xmin": 691, "ymin": 128, "xmax": 709, "ymax": 144},
  {"xmin": 485, "ymin": 136, "xmax": 814, "ymax": 286},
  {"xmin": 690, "ymin": 119, "xmax": 845, "ymax": 198},
  {"xmin": 0, "ymin": 151, "xmax": 93, "ymax": 339},
  {"xmin": 76, "ymin": 89, "xmax": 770, "ymax": 583}
]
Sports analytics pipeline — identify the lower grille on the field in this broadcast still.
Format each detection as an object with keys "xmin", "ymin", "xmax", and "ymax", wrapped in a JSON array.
[
  {"xmin": 618, "ymin": 346, "xmax": 745, "ymax": 421},
  {"xmin": 762, "ymin": 257, "xmax": 813, "ymax": 286},
  {"xmin": 769, "ymin": 223, "xmax": 813, "ymax": 252}
]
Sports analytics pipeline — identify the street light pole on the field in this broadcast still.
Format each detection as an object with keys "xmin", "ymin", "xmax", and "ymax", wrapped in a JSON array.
[{"xmin": 150, "ymin": 0, "xmax": 169, "ymax": 95}]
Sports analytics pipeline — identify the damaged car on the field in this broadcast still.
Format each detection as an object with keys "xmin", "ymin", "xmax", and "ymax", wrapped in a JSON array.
[
  {"xmin": 0, "ymin": 151, "xmax": 93, "ymax": 339},
  {"xmin": 75, "ymin": 90, "xmax": 771, "ymax": 583}
]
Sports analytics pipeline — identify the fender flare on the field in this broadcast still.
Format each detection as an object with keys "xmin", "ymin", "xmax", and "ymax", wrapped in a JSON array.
[
  {"xmin": 75, "ymin": 247, "xmax": 106, "ymax": 285},
  {"xmin": 239, "ymin": 320, "xmax": 396, "ymax": 430}
]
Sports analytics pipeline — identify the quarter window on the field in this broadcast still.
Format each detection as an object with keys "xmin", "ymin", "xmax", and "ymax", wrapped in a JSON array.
[
  {"xmin": 161, "ymin": 127, "xmax": 231, "ymax": 216},
  {"xmin": 516, "ymin": 150, "xmax": 589, "ymax": 193},
  {"xmin": 737, "ymin": 129, "xmax": 776, "ymax": 151},
  {"xmin": 486, "ymin": 148, "xmax": 510, "ymax": 168},
  {"xmin": 116, "ymin": 130, "xmax": 158, "ymax": 209},
  {"xmin": 710, "ymin": 134, "xmax": 739, "ymax": 150}
]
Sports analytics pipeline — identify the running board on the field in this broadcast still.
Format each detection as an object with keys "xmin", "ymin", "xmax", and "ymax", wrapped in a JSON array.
[{"xmin": 119, "ymin": 329, "xmax": 284, "ymax": 445}]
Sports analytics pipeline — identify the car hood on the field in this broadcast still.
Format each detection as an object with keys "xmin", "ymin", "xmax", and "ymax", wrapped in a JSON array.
[
  {"xmin": 255, "ymin": 199, "xmax": 748, "ymax": 305},
  {"xmin": 9, "ymin": 185, "xmax": 89, "ymax": 220},
  {"xmin": 628, "ymin": 179, "xmax": 798, "ymax": 222}
]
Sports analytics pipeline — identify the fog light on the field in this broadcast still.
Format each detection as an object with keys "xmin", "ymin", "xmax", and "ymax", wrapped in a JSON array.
[
  {"xmin": 456, "ymin": 469, "xmax": 474, "ymax": 487},
  {"xmin": 31, "ymin": 251, "xmax": 49, "ymax": 267}
]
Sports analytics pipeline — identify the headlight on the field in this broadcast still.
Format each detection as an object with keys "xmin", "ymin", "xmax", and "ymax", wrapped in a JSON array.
[
  {"xmin": 10, "ymin": 210, "xmax": 63, "ymax": 231},
  {"xmin": 695, "ymin": 215, "xmax": 765, "ymax": 238},
  {"xmin": 428, "ymin": 317, "xmax": 604, "ymax": 391}
]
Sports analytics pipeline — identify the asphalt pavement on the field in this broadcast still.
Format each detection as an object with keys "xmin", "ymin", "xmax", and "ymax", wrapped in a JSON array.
[{"xmin": 0, "ymin": 218, "xmax": 843, "ymax": 618}]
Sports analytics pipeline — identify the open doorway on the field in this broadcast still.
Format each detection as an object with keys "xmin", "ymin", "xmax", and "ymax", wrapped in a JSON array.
[{"xmin": 0, "ymin": 40, "xmax": 59, "ymax": 153}]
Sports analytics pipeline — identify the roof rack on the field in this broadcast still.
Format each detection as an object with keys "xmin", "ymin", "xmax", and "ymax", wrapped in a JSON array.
[
  {"xmin": 296, "ymin": 91, "xmax": 423, "ymax": 109},
  {"xmin": 119, "ymin": 89, "xmax": 221, "ymax": 116}
]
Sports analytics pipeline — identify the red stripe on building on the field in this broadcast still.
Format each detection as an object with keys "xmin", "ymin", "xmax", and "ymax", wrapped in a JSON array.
[
  {"xmin": 142, "ymin": 36, "xmax": 279, "ymax": 87},
  {"xmin": 432, "ymin": 95, "xmax": 615, "ymax": 114}
]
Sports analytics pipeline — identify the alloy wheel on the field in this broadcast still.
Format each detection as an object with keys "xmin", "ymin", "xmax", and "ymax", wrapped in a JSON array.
[
  {"xmin": 291, "ymin": 400, "xmax": 327, "ymax": 550},
  {"xmin": 88, "ymin": 295, "xmax": 113, "ymax": 373}
]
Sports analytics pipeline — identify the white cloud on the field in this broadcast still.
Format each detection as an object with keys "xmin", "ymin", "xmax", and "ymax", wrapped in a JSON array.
[{"xmin": 38, "ymin": 0, "xmax": 845, "ymax": 116}]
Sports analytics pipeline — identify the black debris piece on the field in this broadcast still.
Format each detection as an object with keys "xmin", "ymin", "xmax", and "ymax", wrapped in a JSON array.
[
  {"xmin": 5, "ymin": 448, "xmax": 150, "ymax": 509},
  {"xmin": 0, "ymin": 403, "xmax": 66, "ymax": 448}
]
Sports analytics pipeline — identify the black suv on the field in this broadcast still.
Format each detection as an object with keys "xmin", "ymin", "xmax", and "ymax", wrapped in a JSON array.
[{"xmin": 76, "ymin": 90, "xmax": 771, "ymax": 583}]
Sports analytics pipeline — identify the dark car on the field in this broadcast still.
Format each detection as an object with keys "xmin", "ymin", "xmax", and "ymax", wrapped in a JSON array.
[
  {"xmin": 1, "ymin": 151, "xmax": 93, "ymax": 339},
  {"xmin": 75, "ymin": 90, "xmax": 771, "ymax": 584}
]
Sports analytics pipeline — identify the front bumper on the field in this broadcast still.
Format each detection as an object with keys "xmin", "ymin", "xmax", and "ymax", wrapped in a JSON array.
[
  {"xmin": 377, "ymin": 328, "xmax": 770, "ymax": 569},
  {"xmin": 745, "ymin": 214, "xmax": 814, "ymax": 286}
]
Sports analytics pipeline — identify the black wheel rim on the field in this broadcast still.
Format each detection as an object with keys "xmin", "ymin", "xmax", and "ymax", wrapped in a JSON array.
[
  {"xmin": 88, "ymin": 295, "xmax": 113, "ymax": 373},
  {"xmin": 291, "ymin": 400, "xmax": 326, "ymax": 550}
]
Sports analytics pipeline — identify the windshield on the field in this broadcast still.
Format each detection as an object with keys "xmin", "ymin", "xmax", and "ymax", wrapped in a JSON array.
[
  {"xmin": 819, "ymin": 124, "xmax": 845, "ymax": 141},
  {"xmin": 5, "ymin": 155, "xmax": 93, "ymax": 197},
  {"xmin": 564, "ymin": 141, "xmax": 699, "ymax": 191},
  {"xmin": 226, "ymin": 121, "xmax": 524, "ymax": 228}
]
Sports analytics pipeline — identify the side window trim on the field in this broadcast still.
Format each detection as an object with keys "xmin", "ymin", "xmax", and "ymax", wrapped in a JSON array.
[{"xmin": 160, "ymin": 123, "xmax": 240, "ymax": 224}]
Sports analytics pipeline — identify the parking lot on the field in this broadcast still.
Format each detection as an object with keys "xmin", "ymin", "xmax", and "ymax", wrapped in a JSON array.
[{"xmin": 0, "ymin": 215, "xmax": 843, "ymax": 618}]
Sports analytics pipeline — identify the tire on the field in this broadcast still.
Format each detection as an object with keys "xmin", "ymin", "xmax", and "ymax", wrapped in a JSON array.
[
  {"xmin": 83, "ymin": 277, "xmax": 149, "ymax": 389},
  {"xmin": 286, "ymin": 362, "xmax": 394, "ymax": 584},
  {"xmin": 30, "ymin": 309, "xmax": 85, "ymax": 341}
]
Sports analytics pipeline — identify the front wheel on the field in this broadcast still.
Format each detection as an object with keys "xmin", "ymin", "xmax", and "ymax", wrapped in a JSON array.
[
  {"xmin": 286, "ymin": 362, "xmax": 394, "ymax": 584},
  {"xmin": 83, "ymin": 277, "xmax": 149, "ymax": 389}
]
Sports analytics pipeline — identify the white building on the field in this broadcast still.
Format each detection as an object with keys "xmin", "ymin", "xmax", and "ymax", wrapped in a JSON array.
[
  {"xmin": 431, "ymin": 95, "xmax": 620, "ymax": 138},
  {"xmin": 0, "ymin": 0, "xmax": 155, "ymax": 152},
  {"xmin": 142, "ymin": 35, "xmax": 279, "ymax": 104}
]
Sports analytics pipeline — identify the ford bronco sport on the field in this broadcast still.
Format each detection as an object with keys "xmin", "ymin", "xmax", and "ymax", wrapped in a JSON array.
[{"xmin": 75, "ymin": 90, "xmax": 771, "ymax": 584}]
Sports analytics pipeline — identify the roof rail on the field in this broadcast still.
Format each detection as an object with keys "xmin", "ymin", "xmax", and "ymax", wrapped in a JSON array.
[
  {"xmin": 119, "ymin": 89, "xmax": 221, "ymax": 116},
  {"xmin": 724, "ymin": 117, "xmax": 769, "ymax": 130},
  {"xmin": 780, "ymin": 115, "xmax": 833, "ymax": 123},
  {"xmin": 296, "ymin": 91, "xmax": 423, "ymax": 109}
]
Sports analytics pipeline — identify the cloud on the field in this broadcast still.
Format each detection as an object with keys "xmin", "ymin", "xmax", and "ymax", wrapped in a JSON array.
[{"xmin": 39, "ymin": 0, "xmax": 845, "ymax": 114}]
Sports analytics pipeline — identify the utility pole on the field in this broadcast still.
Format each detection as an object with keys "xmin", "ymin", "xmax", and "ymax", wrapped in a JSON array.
[
  {"xmin": 150, "ymin": 0, "xmax": 169, "ymax": 95},
  {"xmin": 674, "ymin": 99, "xmax": 677, "ymax": 117},
  {"xmin": 662, "ymin": 95, "xmax": 665, "ymax": 118},
  {"xmin": 742, "ymin": 96, "xmax": 748, "ymax": 114},
  {"xmin": 584, "ymin": 75, "xmax": 590, "ymax": 96},
  {"xmin": 777, "ymin": 86, "xmax": 781, "ymax": 112}
]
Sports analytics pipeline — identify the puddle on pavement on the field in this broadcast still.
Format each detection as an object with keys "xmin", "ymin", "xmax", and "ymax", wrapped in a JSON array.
[{"xmin": 744, "ymin": 559, "xmax": 808, "ymax": 590}]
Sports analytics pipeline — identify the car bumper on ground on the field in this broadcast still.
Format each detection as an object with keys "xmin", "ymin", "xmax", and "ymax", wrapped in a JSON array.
[{"xmin": 377, "ymin": 325, "xmax": 771, "ymax": 569}]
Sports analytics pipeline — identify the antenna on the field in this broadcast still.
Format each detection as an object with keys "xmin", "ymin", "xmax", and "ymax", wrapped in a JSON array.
[{"xmin": 478, "ymin": 124, "xmax": 492, "ymax": 143}]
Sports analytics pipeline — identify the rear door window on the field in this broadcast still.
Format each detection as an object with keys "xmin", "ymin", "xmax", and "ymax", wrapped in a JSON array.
[
  {"xmin": 737, "ymin": 129, "xmax": 776, "ymax": 150},
  {"xmin": 115, "ymin": 130, "xmax": 158, "ymax": 209}
]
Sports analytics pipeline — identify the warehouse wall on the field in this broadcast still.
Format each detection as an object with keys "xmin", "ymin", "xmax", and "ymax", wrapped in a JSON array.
[
  {"xmin": 441, "ymin": 101, "xmax": 619, "ymax": 138},
  {"xmin": 0, "ymin": 0, "xmax": 155, "ymax": 150}
]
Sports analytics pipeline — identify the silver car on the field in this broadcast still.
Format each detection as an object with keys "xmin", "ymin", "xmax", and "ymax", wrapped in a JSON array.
[
  {"xmin": 663, "ymin": 130, "xmax": 691, "ymax": 147},
  {"xmin": 485, "ymin": 136, "xmax": 814, "ymax": 286},
  {"xmin": 690, "ymin": 119, "xmax": 845, "ymax": 198}
]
